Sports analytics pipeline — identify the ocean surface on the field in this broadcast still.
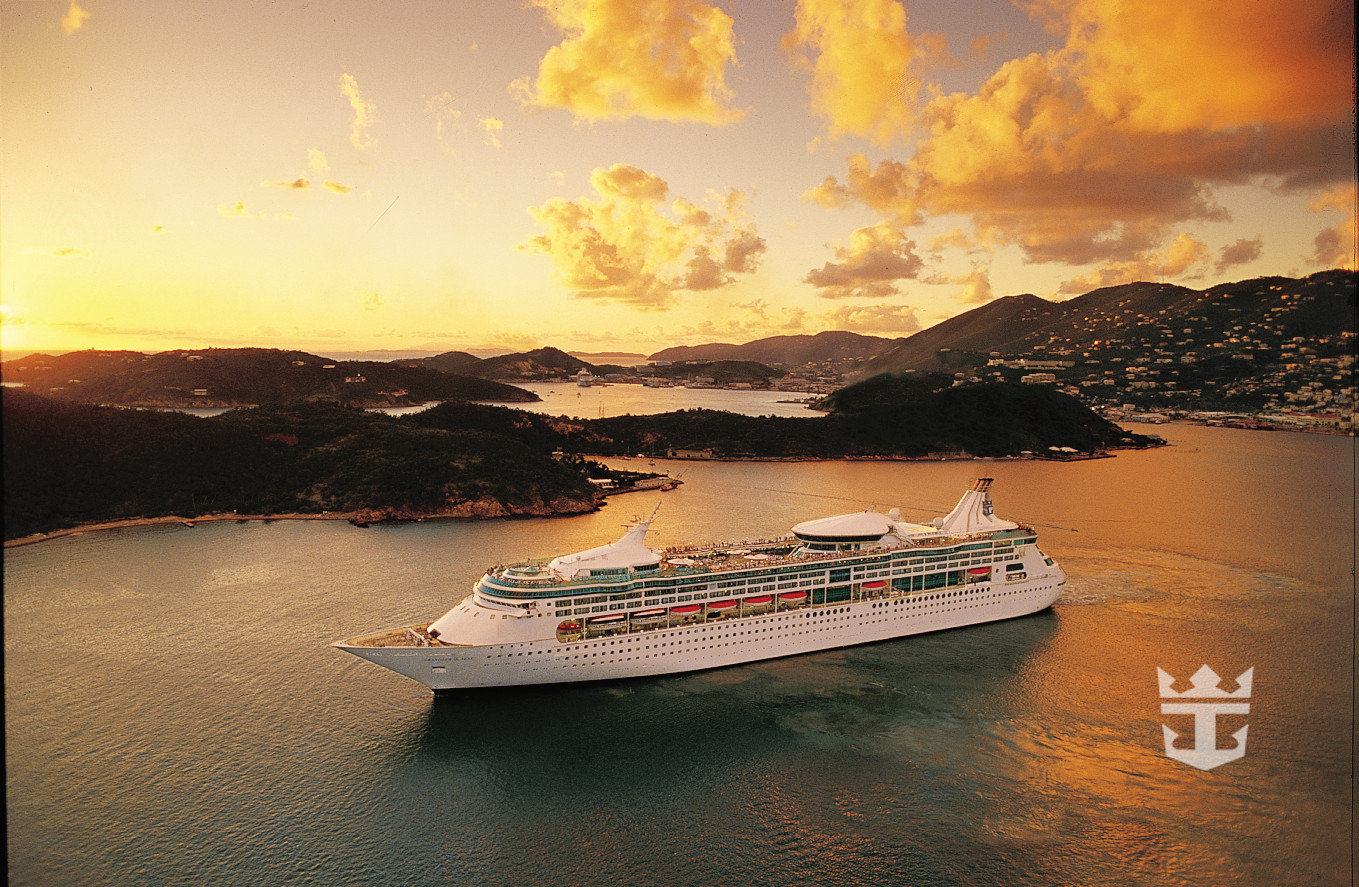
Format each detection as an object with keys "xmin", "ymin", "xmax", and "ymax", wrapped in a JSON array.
[
  {"xmin": 488, "ymin": 380, "xmax": 822, "ymax": 418},
  {"xmin": 4, "ymin": 422, "xmax": 1353, "ymax": 886}
]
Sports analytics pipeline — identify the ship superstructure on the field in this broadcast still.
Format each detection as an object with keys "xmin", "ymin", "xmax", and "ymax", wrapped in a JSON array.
[{"xmin": 334, "ymin": 479, "xmax": 1065, "ymax": 691}]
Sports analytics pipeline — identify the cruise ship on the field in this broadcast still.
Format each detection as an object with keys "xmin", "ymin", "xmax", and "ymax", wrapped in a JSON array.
[{"xmin": 333, "ymin": 479, "xmax": 1065, "ymax": 691}]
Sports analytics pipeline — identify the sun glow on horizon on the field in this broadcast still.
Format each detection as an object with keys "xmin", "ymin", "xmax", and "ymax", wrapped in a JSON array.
[{"xmin": 3, "ymin": 0, "xmax": 1353, "ymax": 357}]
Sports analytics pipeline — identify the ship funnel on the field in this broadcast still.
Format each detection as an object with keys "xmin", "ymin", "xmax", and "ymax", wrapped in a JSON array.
[{"xmin": 935, "ymin": 478, "xmax": 1016, "ymax": 534}]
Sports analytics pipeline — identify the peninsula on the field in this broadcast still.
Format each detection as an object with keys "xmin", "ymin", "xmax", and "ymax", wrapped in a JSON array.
[{"xmin": 3, "ymin": 378, "xmax": 1159, "ymax": 543}]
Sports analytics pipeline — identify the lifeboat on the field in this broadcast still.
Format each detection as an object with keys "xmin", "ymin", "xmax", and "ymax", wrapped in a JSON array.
[
  {"xmin": 670, "ymin": 604, "xmax": 702, "ymax": 615},
  {"xmin": 632, "ymin": 609, "xmax": 666, "ymax": 621},
  {"xmin": 588, "ymin": 614, "xmax": 626, "ymax": 624},
  {"xmin": 777, "ymin": 590, "xmax": 808, "ymax": 602},
  {"xmin": 862, "ymin": 580, "xmax": 886, "ymax": 590},
  {"xmin": 967, "ymin": 567, "xmax": 992, "ymax": 576},
  {"xmin": 559, "ymin": 621, "xmax": 581, "ymax": 632},
  {"xmin": 743, "ymin": 595, "xmax": 774, "ymax": 606},
  {"xmin": 707, "ymin": 599, "xmax": 737, "ymax": 611}
]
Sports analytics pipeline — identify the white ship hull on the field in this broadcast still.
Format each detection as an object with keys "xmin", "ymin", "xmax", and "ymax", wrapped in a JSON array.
[
  {"xmin": 336, "ymin": 479, "xmax": 1066, "ymax": 692},
  {"xmin": 336, "ymin": 572, "xmax": 1062, "ymax": 691}
]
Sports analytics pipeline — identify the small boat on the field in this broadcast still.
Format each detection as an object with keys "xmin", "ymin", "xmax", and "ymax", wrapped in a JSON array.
[
  {"xmin": 707, "ymin": 599, "xmax": 737, "ymax": 611},
  {"xmin": 778, "ymin": 590, "xmax": 808, "ymax": 602},
  {"xmin": 742, "ymin": 595, "xmax": 774, "ymax": 605},
  {"xmin": 632, "ymin": 609, "xmax": 667, "ymax": 619},
  {"xmin": 588, "ymin": 614, "xmax": 626, "ymax": 624},
  {"xmin": 862, "ymin": 580, "xmax": 886, "ymax": 590},
  {"xmin": 968, "ymin": 567, "xmax": 992, "ymax": 576},
  {"xmin": 670, "ymin": 604, "xmax": 702, "ymax": 615}
]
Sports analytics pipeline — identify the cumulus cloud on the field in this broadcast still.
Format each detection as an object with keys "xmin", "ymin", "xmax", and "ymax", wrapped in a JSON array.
[
  {"xmin": 308, "ymin": 149, "xmax": 330, "ymax": 174},
  {"xmin": 1310, "ymin": 184, "xmax": 1358, "ymax": 269},
  {"xmin": 479, "ymin": 117, "xmax": 504, "ymax": 148},
  {"xmin": 803, "ymin": 222, "xmax": 924, "ymax": 298},
  {"xmin": 783, "ymin": 0, "xmax": 936, "ymax": 145},
  {"xmin": 925, "ymin": 267, "xmax": 994, "ymax": 304},
  {"xmin": 801, "ymin": 0, "xmax": 1355, "ymax": 273},
  {"xmin": 323, "ymin": 180, "xmax": 352, "ymax": 194},
  {"xmin": 821, "ymin": 302, "xmax": 922, "ymax": 335},
  {"xmin": 1057, "ymin": 233, "xmax": 1214, "ymax": 293},
  {"xmin": 60, "ymin": 0, "xmax": 89, "ymax": 35},
  {"xmin": 1215, "ymin": 236, "xmax": 1264, "ymax": 273},
  {"xmin": 425, "ymin": 92, "xmax": 461, "ymax": 150},
  {"xmin": 516, "ymin": 0, "xmax": 744, "ymax": 124},
  {"xmin": 520, "ymin": 163, "xmax": 766, "ymax": 307},
  {"xmin": 339, "ymin": 73, "xmax": 376, "ymax": 153}
]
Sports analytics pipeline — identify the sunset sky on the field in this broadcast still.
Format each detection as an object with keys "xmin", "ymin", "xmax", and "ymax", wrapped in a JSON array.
[{"xmin": 3, "ymin": 0, "xmax": 1355, "ymax": 357}]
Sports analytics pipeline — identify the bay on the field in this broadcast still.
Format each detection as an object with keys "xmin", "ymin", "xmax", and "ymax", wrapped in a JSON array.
[
  {"xmin": 487, "ymin": 380, "xmax": 821, "ymax": 418},
  {"xmin": 4, "ymin": 423, "xmax": 1352, "ymax": 886}
]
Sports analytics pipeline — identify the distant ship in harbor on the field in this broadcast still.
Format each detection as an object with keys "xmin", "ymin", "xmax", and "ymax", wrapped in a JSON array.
[{"xmin": 334, "ymin": 479, "xmax": 1066, "ymax": 691}]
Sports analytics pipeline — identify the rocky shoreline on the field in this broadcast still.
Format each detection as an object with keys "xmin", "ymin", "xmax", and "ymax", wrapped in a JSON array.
[{"xmin": 3, "ymin": 481, "xmax": 687, "ymax": 549}]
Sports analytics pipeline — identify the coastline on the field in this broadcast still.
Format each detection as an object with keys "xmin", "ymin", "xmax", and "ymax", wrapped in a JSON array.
[
  {"xmin": 3, "ymin": 512, "xmax": 355, "ymax": 549},
  {"xmin": 1, "ymin": 447, "xmax": 1135, "ymax": 549},
  {"xmin": 3, "ymin": 479, "xmax": 689, "ymax": 549}
]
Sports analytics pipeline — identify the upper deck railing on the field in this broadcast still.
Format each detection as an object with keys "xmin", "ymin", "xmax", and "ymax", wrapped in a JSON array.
[{"xmin": 478, "ymin": 525, "xmax": 1038, "ymax": 599}]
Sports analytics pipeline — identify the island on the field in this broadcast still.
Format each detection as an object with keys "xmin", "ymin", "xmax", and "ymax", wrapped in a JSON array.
[{"xmin": 3, "ymin": 376, "xmax": 1161, "ymax": 543}]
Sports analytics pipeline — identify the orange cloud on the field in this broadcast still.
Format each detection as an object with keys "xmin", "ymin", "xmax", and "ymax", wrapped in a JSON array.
[
  {"xmin": 323, "ymin": 180, "xmax": 352, "ymax": 194},
  {"xmin": 822, "ymin": 302, "xmax": 921, "ymax": 335},
  {"xmin": 1215, "ymin": 237, "xmax": 1264, "ymax": 273},
  {"xmin": 804, "ymin": 0, "xmax": 1355, "ymax": 270},
  {"xmin": 804, "ymin": 222, "xmax": 924, "ymax": 299},
  {"xmin": 925, "ymin": 267, "xmax": 994, "ymax": 304},
  {"xmin": 1056, "ymin": 233, "xmax": 1213, "ymax": 293},
  {"xmin": 479, "ymin": 117, "xmax": 504, "ymax": 148},
  {"xmin": 1310, "ymin": 184, "xmax": 1358, "ymax": 269},
  {"xmin": 520, "ymin": 163, "xmax": 766, "ymax": 306},
  {"xmin": 339, "ymin": 73, "xmax": 376, "ymax": 153},
  {"xmin": 517, "ymin": 0, "xmax": 744, "ymax": 124},
  {"xmin": 424, "ymin": 92, "xmax": 460, "ymax": 150},
  {"xmin": 783, "ymin": 0, "xmax": 935, "ymax": 145},
  {"xmin": 60, "ymin": 0, "xmax": 89, "ymax": 35},
  {"xmin": 24, "ymin": 246, "xmax": 90, "ymax": 258}
]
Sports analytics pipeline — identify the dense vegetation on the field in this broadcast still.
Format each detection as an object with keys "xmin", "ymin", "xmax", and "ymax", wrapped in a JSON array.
[
  {"xmin": 2, "ymin": 392, "xmax": 601, "ymax": 539},
  {"xmin": 0, "ymin": 348, "xmax": 538, "ymax": 407},
  {"xmin": 4, "ymin": 380, "xmax": 1155, "ymax": 540}
]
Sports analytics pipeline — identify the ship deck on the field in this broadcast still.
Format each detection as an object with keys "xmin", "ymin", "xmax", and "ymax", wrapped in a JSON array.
[
  {"xmin": 486, "ymin": 525, "xmax": 1037, "ymax": 594},
  {"xmin": 337, "ymin": 624, "xmax": 449, "ymax": 648}
]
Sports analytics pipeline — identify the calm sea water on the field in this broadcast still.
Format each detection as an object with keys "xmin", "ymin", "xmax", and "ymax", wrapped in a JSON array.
[
  {"xmin": 5, "ymin": 423, "xmax": 1353, "ymax": 886},
  {"xmin": 487, "ymin": 380, "xmax": 821, "ymax": 418}
]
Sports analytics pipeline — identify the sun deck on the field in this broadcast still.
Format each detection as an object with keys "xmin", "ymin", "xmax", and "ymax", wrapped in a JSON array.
[{"xmin": 479, "ymin": 525, "xmax": 1038, "ymax": 599}]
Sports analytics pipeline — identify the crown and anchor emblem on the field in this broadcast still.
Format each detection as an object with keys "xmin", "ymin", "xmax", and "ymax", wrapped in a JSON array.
[{"xmin": 1157, "ymin": 665, "xmax": 1253, "ymax": 771}]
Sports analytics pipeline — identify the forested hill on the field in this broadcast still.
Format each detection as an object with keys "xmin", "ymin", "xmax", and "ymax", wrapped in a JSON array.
[
  {"xmin": 2, "ymin": 391, "xmax": 602, "ymax": 539},
  {"xmin": 4, "ymin": 382, "xmax": 1158, "ymax": 539},
  {"xmin": 0, "ymin": 347, "xmax": 538, "ymax": 407}
]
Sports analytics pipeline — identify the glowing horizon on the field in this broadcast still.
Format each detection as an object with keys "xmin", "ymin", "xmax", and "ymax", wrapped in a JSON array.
[{"xmin": 3, "ymin": 0, "xmax": 1354, "ymax": 358}]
